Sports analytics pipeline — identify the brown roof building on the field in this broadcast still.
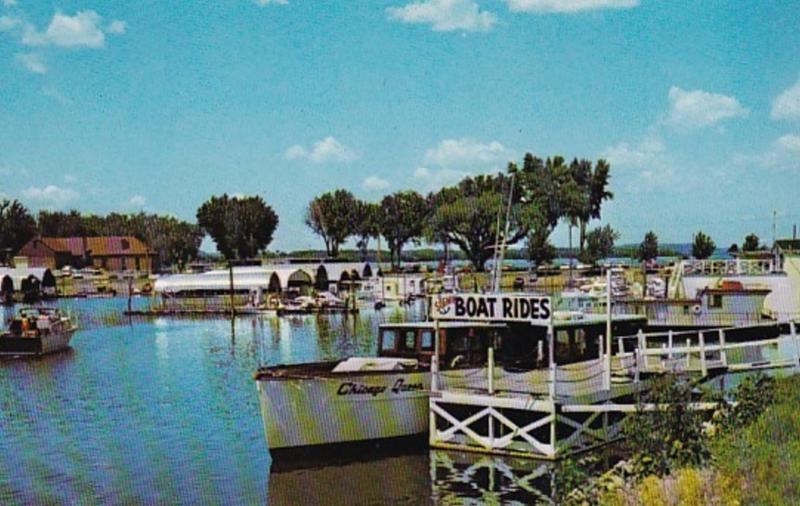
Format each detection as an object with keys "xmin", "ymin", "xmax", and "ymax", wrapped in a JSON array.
[{"xmin": 18, "ymin": 236, "xmax": 156, "ymax": 272}]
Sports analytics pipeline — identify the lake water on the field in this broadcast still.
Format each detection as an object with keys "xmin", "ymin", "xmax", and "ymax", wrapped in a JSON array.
[{"xmin": 0, "ymin": 297, "xmax": 566, "ymax": 505}]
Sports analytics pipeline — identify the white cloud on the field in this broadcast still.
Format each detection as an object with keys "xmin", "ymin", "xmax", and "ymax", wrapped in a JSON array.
[
  {"xmin": 776, "ymin": 133, "xmax": 800, "ymax": 152},
  {"xmin": 63, "ymin": 174, "xmax": 77, "ymax": 183},
  {"xmin": 255, "ymin": 0, "xmax": 288, "ymax": 5},
  {"xmin": 413, "ymin": 166, "xmax": 470, "ymax": 191},
  {"xmin": 0, "ymin": 15, "xmax": 19, "ymax": 31},
  {"xmin": 22, "ymin": 10, "xmax": 123, "ymax": 48},
  {"xmin": 106, "ymin": 20, "xmax": 126, "ymax": 35},
  {"xmin": 666, "ymin": 86, "xmax": 748, "ymax": 128},
  {"xmin": 602, "ymin": 136, "xmax": 665, "ymax": 167},
  {"xmin": 22, "ymin": 185, "xmax": 79, "ymax": 207},
  {"xmin": 771, "ymin": 77, "xmax": 800, "ymax": 121},
  {"xmin": 387, "ymin": 0, "xmax": 497, "ymax": 32},
  {"xmin": 285, "ymin": 136, "xmax": 358, "ymax": 163},
  {"xmin": 423, "ymin": 138, "xmax": 512, "ymax": 169},
  {"xmin": 505, "ymin": 0, "xmax": 638, "ymax": 13},
  {"xmin": 15, "ymin": 52, "xmax": 46, "ymax": 74},
  {"xmin": 128, "ymin": 195, "xmax": 146, "ymax": 207},
  {"xmin": 361, "ymin": 176, "xmax": 390, "ymax": 191}
]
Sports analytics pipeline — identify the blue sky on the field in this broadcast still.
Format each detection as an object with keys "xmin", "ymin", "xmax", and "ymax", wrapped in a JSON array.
[{"xmin": 1, "ymin": 0, "xmax": 799, "ymax": 253}]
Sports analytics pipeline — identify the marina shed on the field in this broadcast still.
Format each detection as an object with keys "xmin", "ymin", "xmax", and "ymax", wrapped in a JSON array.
[{"xmin": 0, "ymin": 267, "xmax": 56, "ymax": 302}]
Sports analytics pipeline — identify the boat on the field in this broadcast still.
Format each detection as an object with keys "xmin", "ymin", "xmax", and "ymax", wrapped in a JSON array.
[
  {"xmin": 254, "ymin": 312, "xmax": 648, "ymax": 458},
  {"xmin": 1, "ymin": 307, "xmax": 77, "ymax": 356},
  {"xmin": 254, "ymin": 321, "xmax": 504, "ymax": 457}
]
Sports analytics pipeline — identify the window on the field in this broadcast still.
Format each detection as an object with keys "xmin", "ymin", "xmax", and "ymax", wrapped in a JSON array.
[
  {"xmin": 381, "ymin": 331, "xmax": 397, "ymax": 351},
  {"xmin": 710, "ymin": 294, "xmax": 723, "ymax": 308},
  {"xmin": 404, "ymin": 331, "xmax": 416, "ymax": 351},
  {"xmin": 683, "ymin": 305, "xmax": 690, "ymax": 315},
  {"xmin": 421, "ymin": 330, "xmax": 434, "ymax": 351}
]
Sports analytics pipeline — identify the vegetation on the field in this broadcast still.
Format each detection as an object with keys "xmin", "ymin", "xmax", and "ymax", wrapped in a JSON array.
[
  {"xmin": 305, "ymin": 190, "xmax": 359, "ymax": 257},
  {"xmin": 197, "ymin": 194, "xmax": 279, "ymax": 260},
  {"xmin": 579, "ymin": 225, "xmax": 619, "ymax": 265},
  {"xmin": 557, "ymin": 374, "xmax": 782, "ymax": 505},
  {"xmin": 0, "ymin": 199, "xmax": 36, "ymax": 263},
  {"xmin": 742, "ymin": 233, "xmax": 762, "ymax": 252},
  {"xmin": 378, "ymin": 191, "xmax": 427, "ymax": 268},
  {"xmin": 691, "ymin": 231, "xmax": 716, "ymax": 259}
]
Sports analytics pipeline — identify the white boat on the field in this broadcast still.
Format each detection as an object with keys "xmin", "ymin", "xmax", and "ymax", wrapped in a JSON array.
[
  {"xmin": 1, "ymin": 307, "xmax": 77, "ymax": 356},
  {"xmin": 254, "ymin": 314, "xmax": 648, "ymax": 458},
  {"xmin": 254, "ymin": 322, "xmax": 504, "ymax": 455}
]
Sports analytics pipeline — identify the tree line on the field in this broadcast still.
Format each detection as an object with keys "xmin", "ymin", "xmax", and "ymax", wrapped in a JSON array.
[{"xmin": 305, "ymin": 153, "xmax": 616, "ymax": 271}]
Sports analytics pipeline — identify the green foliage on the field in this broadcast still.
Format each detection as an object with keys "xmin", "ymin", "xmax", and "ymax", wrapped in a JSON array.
[
  {"xmin": 624, "ymin": 375, "xmax": 711, "ymax": 476},
  {"xmin": 728, "ymin": 243, "xmax": 739, "ymax": 255},
  {"xmin": 638, "ymin": 230, "xmax": 659, "ymax": 262},
  {"xmin": 197, "ymin": 194, "xmax": 279, "ymax": 260},
  {"xmin": 712, "ymin": 375, "xmax": 800, "ymax": 505},
  {"xmin": 305, "ymin": 189, "xmax": 359, "ymax": 257},
  {"xmin": 0, "ymin": 199, "xmax": 36, "ymax": 261},
  {"xmin": 691, "ymin": 231, "xmax": 716, "ymax": 259},
  {"xmin": 580, "ymin": 225, "xmax": 619, "ymax": 265},
  {"xmin": 378, "ymin": 190, "xmax": 427, "ymax": 268},
  {"xmin": 353, "ymin": 200, "xmax": 380, "ymax": 260},
  {"xmin": 742, "ymin": 233, "xmax": 761, "ymax": 252}
]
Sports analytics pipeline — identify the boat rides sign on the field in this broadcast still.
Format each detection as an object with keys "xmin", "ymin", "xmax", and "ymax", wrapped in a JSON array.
[{"xmin": 431, "ymin": 294, "xmax": 552, "ymax": 324}]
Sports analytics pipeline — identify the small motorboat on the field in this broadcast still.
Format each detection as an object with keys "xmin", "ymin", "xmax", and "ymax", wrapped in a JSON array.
[{"xmin": 1, "ymin": 307, "xmax": 77, "ymax": 356}]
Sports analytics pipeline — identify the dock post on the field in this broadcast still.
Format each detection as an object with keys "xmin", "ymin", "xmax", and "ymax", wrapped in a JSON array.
[
  {"xmin": 790, "ymin": 321, "xmax": 800, "ymax": 372},
  {"xmin": 636, "ymin": 330, "xmax": 645, "ymax": 373},
  {"xmin": 634, "ymin": 348, "xmax": 641, "ymax": 382},
  {"xmin": 718, "ymin": 328, "xmax": 728, "ymax": 368},
  {"xmin": 429, "ymin": 318, "xmax": 441, "ymax": 447},
  {"xmin": 617, "ymin": 336, "xmax": 623, "ymax": 356},
  {"xmin": 699, "ymin": 331, "xmax": 707, "ymax": 377},
  {"xmin": 605, "ymin": 266, "xmax": 612, "ymax": 391},
  {"xmin": 668, "ymin": 330, "xmax": 674, "ymax": 359},
  {"xmin": 487, "ymin": 346, "xmax": 495, "ymax": 395},
  {"xmin": 686, "ymin": 338, "xmax": 691, "ymax": 368}
]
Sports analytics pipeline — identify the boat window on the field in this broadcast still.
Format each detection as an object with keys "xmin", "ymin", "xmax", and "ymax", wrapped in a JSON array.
[
  {"xmin": 710, "ymin": 294, "xmax": 723, "ymax": 308},
  {"xmin": 404, "ymin": 330, "xmax": 416, "ymax": 351},
  {"xmin": 420, "ymin": 330, "xmax": 434, "ymax": 350},
  {"xmin": 381, "ymin": 330, "xmax": 397, "ymax": 351}
]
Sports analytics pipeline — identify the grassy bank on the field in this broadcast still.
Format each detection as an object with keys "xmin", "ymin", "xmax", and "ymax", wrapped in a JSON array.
[{"xmin": 618, "ymin": 374, "xmax": 800, "ymax": 505}]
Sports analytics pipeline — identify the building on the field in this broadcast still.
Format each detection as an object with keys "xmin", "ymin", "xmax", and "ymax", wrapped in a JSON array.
[{"xmin": 17, "ymin": 236, "xmax": 156, "ymax": 273}]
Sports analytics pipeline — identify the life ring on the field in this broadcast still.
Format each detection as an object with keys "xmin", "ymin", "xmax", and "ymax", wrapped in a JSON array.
[{"xmin": 692, "ymin": 304, "xmax": 702, "ymax": 316}]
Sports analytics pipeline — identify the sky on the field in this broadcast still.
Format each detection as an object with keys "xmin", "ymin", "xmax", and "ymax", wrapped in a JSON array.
[{"xmin": 1, "ymin": 0, "xmax": 799, "ymax": 253}]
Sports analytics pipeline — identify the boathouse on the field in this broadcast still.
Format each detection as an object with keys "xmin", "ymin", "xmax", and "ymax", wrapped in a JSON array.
[
  {"xmin": 0, "ymin": 267, "xmax": 56, "ymax": 303},
  {"xmin": 18, "ymin": 236, "xmax": 157, "ymax": 273}
]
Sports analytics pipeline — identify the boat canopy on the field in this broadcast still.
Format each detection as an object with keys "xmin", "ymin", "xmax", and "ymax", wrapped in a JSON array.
[
  {"xmin": 0, "ymin": 267, "xmax": 55, "ymax": 291},
  {"xmin": 154, "ymin": 266, "xmax": 313, "ymax": 294}
]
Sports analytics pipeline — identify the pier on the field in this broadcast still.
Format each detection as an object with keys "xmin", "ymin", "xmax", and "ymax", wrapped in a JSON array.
[{"xmin": 427, "ymin": 293, "xmax": 799, "ymax": 460}]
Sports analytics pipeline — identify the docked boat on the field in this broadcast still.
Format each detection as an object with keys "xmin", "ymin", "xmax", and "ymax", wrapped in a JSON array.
[
  {"xmin": 0, "ymin": 307, "xmax": 77, "ymax": 356},
  {"xmin": 254, "ymin": 321, "xmax": 504, "ymax": 456},
  {"xmin": 254, "ymin": 313, "xmax": 647, "ymax": 457}
]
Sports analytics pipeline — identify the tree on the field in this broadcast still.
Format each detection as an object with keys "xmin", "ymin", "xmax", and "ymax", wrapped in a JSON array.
[
  {"xmin": 0, "ymin": 199, "xmax": 36, "ymax": 262},
  {"xmin": 638, "ymin": 231, "xmax": 659, "ymax": 293},
  {"xmin": 197, "ymin": 194, "xmax": 279, "ymax": 260},
  {"xmin": 580, "ymin": 225, "xmax": 619, "ymax": 265},
  {"xmin": 353, "ymin": 200, "xmax": 380, "ymax": 260},
  {"xmin": 728, "ymin": 243, "xmax": 739, "ymax": 255},
  {"xmin": 692, "ymin": 231, "xmax": 716, "ymax": 260},
  {"xmin": 430, "ymin": 174, "xmax": 526, "ymax": 272},
  {"xmin": 378, "ymin": 191, "xmax": 427, "ymax": 268},
  {"xmin": 742, "ymin": 233, "xmax": 761, "ymax": 252},
  {"xmin": 305, "ymin": 190, "xmax": 358, "ymax": 257},
  {"xmin": 37, "ymin": 210, "xmax": 87, "ymax": 236}
]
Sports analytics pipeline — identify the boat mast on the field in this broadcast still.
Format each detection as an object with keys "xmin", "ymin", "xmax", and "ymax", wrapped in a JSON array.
[{"xmin": 493, "ymin": 174, "xmax": 515, "ymax": 293}]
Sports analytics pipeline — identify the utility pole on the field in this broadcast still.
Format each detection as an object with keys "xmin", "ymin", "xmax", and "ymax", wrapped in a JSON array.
[{"xmin": 773, "ymin": 209, "xmax": 777, "ymax": 247}]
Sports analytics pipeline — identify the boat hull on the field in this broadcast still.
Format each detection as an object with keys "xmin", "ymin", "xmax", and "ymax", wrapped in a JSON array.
[
  {"xmin": 256, "ymin": 371, "xmax": 431, "ymax": 450},
  {"xmin": 0, "ymin": 329, "xmax": 75, "ymax": 356}
]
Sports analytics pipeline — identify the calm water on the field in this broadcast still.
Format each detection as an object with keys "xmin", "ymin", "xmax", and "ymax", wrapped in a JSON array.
[{"xmin": 0, "ymin": 297, "xmax": 564, "ymax": 505}]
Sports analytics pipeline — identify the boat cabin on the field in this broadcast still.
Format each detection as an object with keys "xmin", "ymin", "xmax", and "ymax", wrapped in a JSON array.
[
  {"xmin": 377, "ymin": 314, "xmax": 648, "ymax": 371},
  {"xmin": 377, "ymin": 322, "xmax": 506, "ymax": 369}
]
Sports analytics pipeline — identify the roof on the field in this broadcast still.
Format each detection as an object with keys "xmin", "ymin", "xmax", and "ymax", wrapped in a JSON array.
[
  {"xmin": 0, "ymin": 267, "xmax": 52, "ymax": 288},
  {"xmin": 153, "ymin": 266, "xmax": 314, "ymax": 293},
  {"xmin": 27, "ymin": 236, "xmax": 153, "ymax": 257},
  {"xmin": 776, "ymin": 239, "xmax": 800, "ymax": 252},
  {"xmin": 380, "ymin": 322, "xmax": 508, "ymax": 329}
]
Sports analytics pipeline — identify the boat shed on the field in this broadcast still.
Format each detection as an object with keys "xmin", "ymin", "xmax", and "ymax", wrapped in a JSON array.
[
  {"xmin": 0, "ymin": 267, "xmax": 56, "ymax": 301},
  {"xmin": 154, "ymin": 266, "xmax": 314, "ymax": 298},
  {"xmin": 311, "ymin": 262, "xmax": 374, "ymax": 291}
]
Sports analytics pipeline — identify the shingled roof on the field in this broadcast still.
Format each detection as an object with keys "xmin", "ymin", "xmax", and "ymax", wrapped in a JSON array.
[{"xmin": 35, "ymin": 236, "xmax": 153, "ymax": 257}]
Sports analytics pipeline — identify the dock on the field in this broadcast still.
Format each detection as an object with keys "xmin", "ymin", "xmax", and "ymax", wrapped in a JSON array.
[{"xmin": 427, "ymin": 292, "xmax": 800, "ymax": 460}]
